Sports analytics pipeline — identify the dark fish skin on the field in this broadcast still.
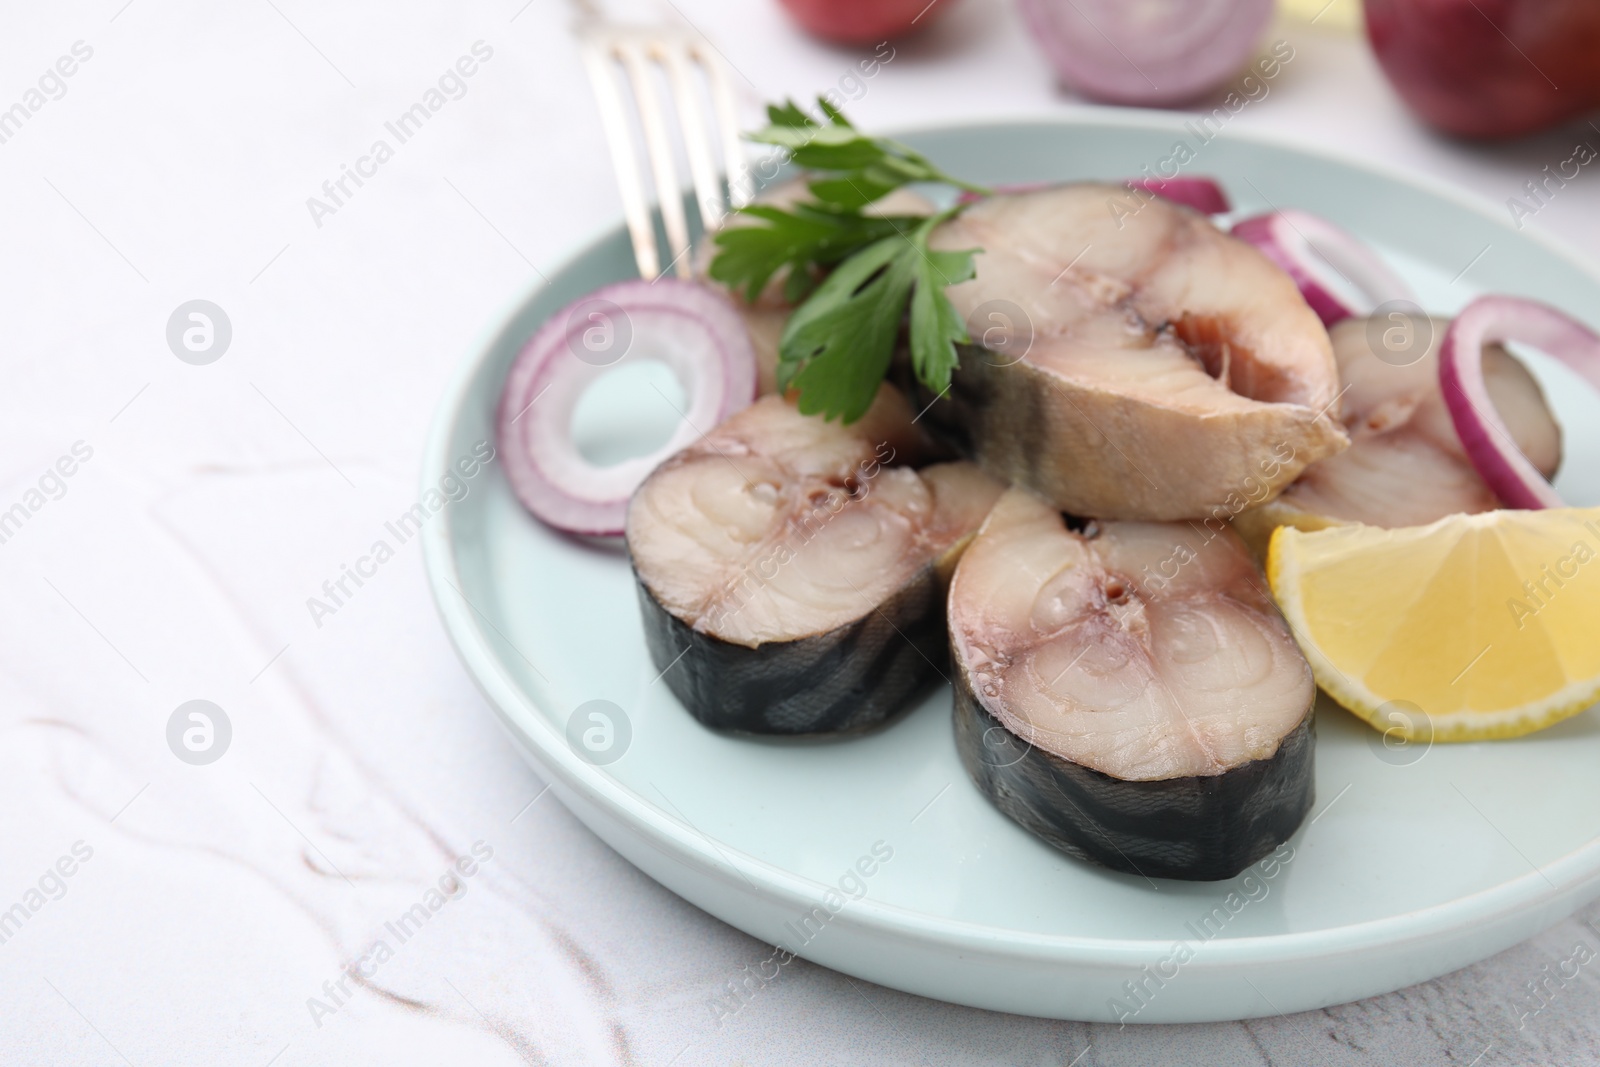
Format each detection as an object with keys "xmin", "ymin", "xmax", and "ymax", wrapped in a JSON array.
[
  {"xmin": 952, "ymin": 663, "xmax": 1316, "ymax": 882},
  {"xmin": 899, "ymin": 345, "xmax": 1137, "ymax": 516},
  {"xmin": 634, "ymin": 560, "xmax": 950, "ymax": 736},
  {"xmin": 896, "ymin": 344, "xmax": 1016, "ymax": 473}
]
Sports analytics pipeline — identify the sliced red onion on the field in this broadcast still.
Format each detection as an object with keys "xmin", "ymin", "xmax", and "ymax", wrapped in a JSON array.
[
  {"xmin": 1124, "ymin": 177, "xmax": 1231, "ymax": 215},
  {"xmin": 1017, "ymin": 0, "xmax": 1273, "ymax": 106},
  {"xmin": 1231, "ymin": 210, "xmax": 1415, "ymax": 327},
  {"xmin": 956, "ymin": 177, "xmax": 1230, "ymax": 214},
  {"xmin": 497, "ymin": 279, "xmax": 757, "ymax": 536},
  {"xmin": 1440, "ymin": 295, "xmax": 1600, "ymax": 510},
  {"xmin": 954, "ymin": 181, "xmax": 1048, "ymax": 205}
]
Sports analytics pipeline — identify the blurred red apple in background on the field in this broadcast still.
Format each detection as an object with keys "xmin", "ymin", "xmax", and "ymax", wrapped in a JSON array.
[
  {"xmin": 1364, "ymin": 0, "xmax": 1600, "ymax": 138},
  {"xmin": 777, "ymin": 0, "xmax": 953, "ymax": 44}
]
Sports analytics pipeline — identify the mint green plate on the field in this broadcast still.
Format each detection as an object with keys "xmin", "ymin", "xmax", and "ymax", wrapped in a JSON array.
[{"xmin": 422, "ymin": 115, "xmax": 1600, "ymax": 1022}]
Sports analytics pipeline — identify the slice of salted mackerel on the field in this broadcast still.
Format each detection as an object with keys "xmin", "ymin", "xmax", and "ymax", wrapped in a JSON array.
[
  {"xmin": 627, "ymin": 386, "xmax": 1004, "ymax": 735},
  {"xmin": 917, "ymin": 183, "xmax": 1348, "ymax": 521},
  {"xmin": 1233, "ymin": 314, "xmax": 1562, "ymax": 553},
  {"xmin": 949, "ymin": 488, "xmax": 1315, "ymax": 880}
]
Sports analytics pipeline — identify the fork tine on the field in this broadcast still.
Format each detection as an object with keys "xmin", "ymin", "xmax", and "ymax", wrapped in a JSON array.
[
  {"xmin": 693, "ymin": 40, "xmax": 751, "ymax": 209},
  {"xmin": 580, "ymin": 39, "xmax": 661, "ymax": 280},
  {"xmin": 617, "ymin": 41, "xmax": 694, "ymax": 279},
  {"xmin": 659, "ymin": 43, "xmax": 725, "ymax": 237}
]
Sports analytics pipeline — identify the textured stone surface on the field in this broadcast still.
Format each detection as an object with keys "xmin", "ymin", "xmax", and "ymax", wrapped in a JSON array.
[{"xmin": 5, "ymin": 1, "xmax": 1600, "ymax": 1062}]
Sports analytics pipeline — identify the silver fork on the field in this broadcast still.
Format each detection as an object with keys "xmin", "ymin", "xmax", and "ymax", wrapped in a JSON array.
[{"xmin": 575, "ymin": 2, "xmax": 753, "ymax": 280}]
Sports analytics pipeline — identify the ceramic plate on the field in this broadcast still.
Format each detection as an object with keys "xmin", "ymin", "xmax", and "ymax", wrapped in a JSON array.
[{"xmin": 422, "ymin": 115, "xmax": 1600, "ymax": 1022}]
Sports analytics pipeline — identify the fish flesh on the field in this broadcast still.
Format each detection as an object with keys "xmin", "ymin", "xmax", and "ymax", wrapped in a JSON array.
[
  {"xmin": 628, "ymin": 386, "xmax": 1004, "ymax": 734},
  {"xmin": 913, "ymin": 183, "xmax": 1348, "ymax": 521},
  {"xmin": 1234, "ymin": 314, "xmax": 1561, "ymax": 552},
  {"xmin": 949, "ymin": 488, "xmax": 1315, "ymax": 880}
]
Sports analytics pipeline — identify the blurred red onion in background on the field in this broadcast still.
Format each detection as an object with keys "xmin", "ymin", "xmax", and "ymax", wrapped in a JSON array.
[{"xmin": 1016, "ymin": 0, "xmax": 1274, "ymax": 106}]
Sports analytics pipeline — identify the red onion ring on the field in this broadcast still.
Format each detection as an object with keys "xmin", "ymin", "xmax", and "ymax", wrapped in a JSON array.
[
  {"xmin": 956, "ymin": 177, "xmax": 1230, "ymax": 215},
  {"xmin": 1124, "ymin": 177, "xmax": 1231, "ymax": 215},
  {"xmin": 954, "ymin": 182, "xmax": 1048, "ymax": 205},
  {"xmin": 1017, "ymin": 0, "xmax": 1273, "ymax": 106},
  {"xmin": 1231, "ymin": 210, "xmax": 1415, "ymax": 327},
  {"xmin": 1440, "ymin": 295, "xmax": 1600, "ymax": 510},
  {"xmin": 497, "ymin": 279, "xmax": 757, "ymax": 536}
]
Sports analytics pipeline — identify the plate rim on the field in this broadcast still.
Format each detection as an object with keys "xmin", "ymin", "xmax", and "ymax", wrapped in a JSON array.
[{"xmin": 421, "ymin": 112, "xmax": 1600, "ymax": 972}]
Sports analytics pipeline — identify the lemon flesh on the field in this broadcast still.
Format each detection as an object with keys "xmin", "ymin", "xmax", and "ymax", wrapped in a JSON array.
[{"xmin": 1267, "ymin": 508, "xmax": 1600, "ymax": 741}]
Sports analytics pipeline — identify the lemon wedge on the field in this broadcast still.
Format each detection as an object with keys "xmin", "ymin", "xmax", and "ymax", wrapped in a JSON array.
[{"xmin": 1267, "ymin": 508, "xmax": 1600, "ymax": 741}]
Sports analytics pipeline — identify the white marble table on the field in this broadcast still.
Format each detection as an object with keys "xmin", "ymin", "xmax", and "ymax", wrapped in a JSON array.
[{"xmin": 6, "ymin": 1, "xmax": 1600, "ymax": 1063}]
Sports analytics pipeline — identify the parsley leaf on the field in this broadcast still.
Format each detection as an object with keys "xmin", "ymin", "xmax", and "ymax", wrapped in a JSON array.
[
  {"xmin": 777, "ymin": 211, "xmax": 977, "ymax": 423},
  {"xmin": 909, "ymin": 242, "xmax": 978, "ymax": 395},
  {"xmin": 708, "ymin": 204, "xmax": 916, "ymax": 305},
  {"xmin": 746, "ymin": 98, "xmax": 986, "ymax": 211},
  {"xmin": 778, "ymin": 233, "xmax": 913, "ymax": 422},
  {"xmin": 706, "ymin": 98, "xmax": 989, "ymax": 423}
]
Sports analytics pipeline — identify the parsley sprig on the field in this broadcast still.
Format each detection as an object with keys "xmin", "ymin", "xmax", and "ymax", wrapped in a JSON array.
[{"xmin": 708, "ymin": 100, "xmax": 989, "ymax": 424}]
